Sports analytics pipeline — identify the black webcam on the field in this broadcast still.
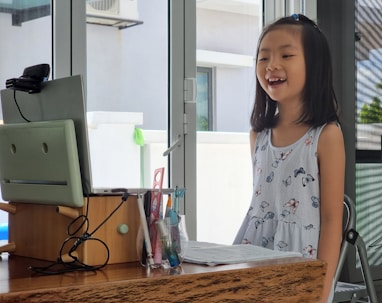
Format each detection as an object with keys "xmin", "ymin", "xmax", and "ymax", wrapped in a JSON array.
[{"xmin": 5, "ymin": 64, "xmax": 50, "ymax": 93}]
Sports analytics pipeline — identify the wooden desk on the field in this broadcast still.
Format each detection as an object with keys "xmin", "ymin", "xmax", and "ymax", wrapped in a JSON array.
[{"xmin": 0, "ymin": 254, "xmax": 326, "ymax": 303}]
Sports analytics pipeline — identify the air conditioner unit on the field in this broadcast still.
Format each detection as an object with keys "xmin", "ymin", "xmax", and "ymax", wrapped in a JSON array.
[{"xmin": 86, "ymin": 0, "xmax": 142, "ymax": 29}]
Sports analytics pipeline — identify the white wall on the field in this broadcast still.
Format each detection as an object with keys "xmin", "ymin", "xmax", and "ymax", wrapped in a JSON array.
[{"xmin": 196, "ymin": 8, "xmax": 260, "ymax": 132}]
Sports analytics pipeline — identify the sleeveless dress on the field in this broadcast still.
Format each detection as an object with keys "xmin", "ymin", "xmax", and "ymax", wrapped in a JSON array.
[{"xmin": 233, "ymin": 125, "xmax": 326, "ymax": 258}]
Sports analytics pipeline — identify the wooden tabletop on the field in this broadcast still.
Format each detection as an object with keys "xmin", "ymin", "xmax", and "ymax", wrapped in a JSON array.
[{"xmin": 0, "ymin": 254, "xmax": 326, "ymax": 303}]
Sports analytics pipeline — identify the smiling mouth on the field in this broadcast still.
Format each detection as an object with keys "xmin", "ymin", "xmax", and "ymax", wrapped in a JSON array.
[{"xmin": 268, "ymin": 78, "xmax": 286, "ymax": 86}]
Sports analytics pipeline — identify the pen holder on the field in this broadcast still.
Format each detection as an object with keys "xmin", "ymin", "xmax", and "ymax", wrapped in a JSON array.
[
  {"xmin": 161, "ymin": 214, "xmax": 189, "ymax": 268},
  {"xmin": 137, "ymin": 214, "xmax": 188, "ymax": 269}
]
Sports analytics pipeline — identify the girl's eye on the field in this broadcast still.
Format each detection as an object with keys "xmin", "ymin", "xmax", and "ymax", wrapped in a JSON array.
[
  {"xmin": 283, "ymin": 54, "xmax": 294, "ymax": 59},
  {"xmin": 258, "ymin": 57, "xmax": 268, "ymax": 62}
]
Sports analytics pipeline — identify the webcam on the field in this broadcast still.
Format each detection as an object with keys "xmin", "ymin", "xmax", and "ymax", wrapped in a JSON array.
[{"xmin": 5, "ymin": 64, "xmax": 50, "ymax": 93}]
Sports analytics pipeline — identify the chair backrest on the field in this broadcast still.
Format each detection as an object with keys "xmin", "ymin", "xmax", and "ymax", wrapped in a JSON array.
[{"xmin": 333, "ymin": 194, "xmax": 357, "ymax": 285}]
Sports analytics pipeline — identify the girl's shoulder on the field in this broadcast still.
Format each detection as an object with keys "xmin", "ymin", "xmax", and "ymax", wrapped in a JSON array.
[
  {"xmin": 317, "ymin": 122, "xmax": 344, "ymax": 155},
  {"xmin": 318, "ymin": 122, "xmax": 343, "ymax": 144},
  {"xmin": 307, "ymin": 122, "xmax": 342, "ymax": 142}
]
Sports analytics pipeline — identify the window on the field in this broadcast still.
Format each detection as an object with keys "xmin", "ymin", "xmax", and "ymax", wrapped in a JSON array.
[{"xmin": 196, "ymin": 67, "xmax": 213, "ymax": 131}]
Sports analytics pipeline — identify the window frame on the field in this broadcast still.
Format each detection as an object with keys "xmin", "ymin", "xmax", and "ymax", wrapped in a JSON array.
[{"xmin": 52, "ymin": 0, "xmax": 87, "ymax": 86}]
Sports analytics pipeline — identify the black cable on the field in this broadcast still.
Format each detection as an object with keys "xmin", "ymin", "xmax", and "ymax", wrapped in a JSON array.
[
  {"xmin": 13, "ymin": 90, "xmax": 31, "ymax": 122},
  {"xmin": 90, "ymin": 192, "xmax": 128, "ymax": 236},
  {"xmin": 30, "ymin": 192, "xmax": 129, "ymax": 275}
]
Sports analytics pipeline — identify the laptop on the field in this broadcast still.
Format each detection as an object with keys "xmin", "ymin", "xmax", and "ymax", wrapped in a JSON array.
[
  {"xmin": 0, "ymin": 75, "xmax": 135, "ymax": 203},
  {"xmin": 0, "ymin": 120, "xmax": 84, "ymax": 207}
]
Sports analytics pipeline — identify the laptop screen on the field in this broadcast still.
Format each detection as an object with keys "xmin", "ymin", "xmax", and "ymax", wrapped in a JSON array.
[
  {"xmin": 0, "ymin": 120, "xmax": 84, "ymax": 207},
  {"xmin": 0, "ymin": 75, "xmax": 92, "ymax": 197}
]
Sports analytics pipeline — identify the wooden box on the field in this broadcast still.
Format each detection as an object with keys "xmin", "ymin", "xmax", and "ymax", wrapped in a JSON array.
[{"xmin": 0, "ymin": 195, "xmax": 140, "ymax": 265}]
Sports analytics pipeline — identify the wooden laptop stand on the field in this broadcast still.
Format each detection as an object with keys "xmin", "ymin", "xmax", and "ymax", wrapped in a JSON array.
[{"xmin": 0, "ymin": 195, "xmax": 140, "ymax": 265}]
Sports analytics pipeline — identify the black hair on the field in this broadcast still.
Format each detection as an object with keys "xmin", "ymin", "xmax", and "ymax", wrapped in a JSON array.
[{"xmin": 250, "ymin": 14, "xmax": 340, "ymax": 132}]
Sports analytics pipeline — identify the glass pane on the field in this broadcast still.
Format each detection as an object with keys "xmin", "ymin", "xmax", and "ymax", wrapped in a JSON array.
[
  {"xmin": 355, "ymin": 0, "xmax": 382, "ymax": 277},
  {"xmin": 0, "ymin": 1, "xmax": 51, "ymax": 87},
  {"xmin": 356, "ymin": 163, "xmax": 382, "ymax": 269},
  {"xmin": 196, "ymin": 0, "xmax": 262, "ymax": 244},
  {"xmin": 0, "ymin": 1, "xmax": 52, "ymax": 239},
  {"xmin": 356, "ymin": 0, "xmax": 382, "ymax": 150},
  {"xmin": 86, "ymin": 0, "xmax": 168, "ymax": 189}
]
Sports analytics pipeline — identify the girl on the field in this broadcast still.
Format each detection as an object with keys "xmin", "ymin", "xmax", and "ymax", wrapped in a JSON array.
[{"xmin": 234, "ymin": 14, "xmax": 345, "ymax": 303}]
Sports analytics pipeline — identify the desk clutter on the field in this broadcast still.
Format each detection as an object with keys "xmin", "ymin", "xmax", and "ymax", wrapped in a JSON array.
[{"xmin": 137, "ymin": 168, "xmax": 188, "ymax": 269}]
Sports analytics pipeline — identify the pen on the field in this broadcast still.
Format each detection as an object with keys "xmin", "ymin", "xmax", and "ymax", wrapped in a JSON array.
[
  {"xmin": 174, "ymin": 186, "xmax": 179, "ymax": 214},
  {"xmin": 165, "ymin": 195, "xmax": 180, "ymax": 253},
  {"xmin": 141, "ymin": 191, "xmax": 151, "ymax": 265},
  {"xmin": 137, "ymin": 193, "xmax": 154, "ymax": 267},
  {"xmin": 165, "ymin": 194, "xmax": 172, "ymax": 217},
  {"xmin": 174, "ymin": 186, "xmax": 186, "ymax": 214}
]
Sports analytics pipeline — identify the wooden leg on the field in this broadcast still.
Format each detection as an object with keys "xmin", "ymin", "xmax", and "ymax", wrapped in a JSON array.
[
  {"xmin": 56, "ymin": 206, "xmax": 80, "ymax": 219},
  {"xmin": 0, "ymin": 242, "xmax": 16, "ymax": 254},
  {"xmin": 0, "ymin": 203, "xmax": 16, "ymax": 214}
]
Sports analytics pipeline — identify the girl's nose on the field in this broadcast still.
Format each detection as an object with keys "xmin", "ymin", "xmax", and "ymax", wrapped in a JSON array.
[
  {"xmin": 266, "ymin": 64, "xmax": 279, "ymax": 71},
  {"xmin": 266, "ymin": 58, "xmax": 280, "ymax": 71}
]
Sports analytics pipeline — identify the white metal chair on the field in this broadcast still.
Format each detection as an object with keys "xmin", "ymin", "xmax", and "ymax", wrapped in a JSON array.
[{"xmin": 333, "ymin": 195, "xmax": 379, "ymax": 303}]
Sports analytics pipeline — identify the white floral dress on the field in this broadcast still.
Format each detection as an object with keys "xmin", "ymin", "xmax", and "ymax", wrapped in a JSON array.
[{"xmin": 234, "ymin": 125, "xmax": 326, "ymax": 258}]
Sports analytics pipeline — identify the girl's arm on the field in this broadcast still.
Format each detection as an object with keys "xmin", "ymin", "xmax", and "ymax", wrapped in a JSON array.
[{"xmin": 317, "ymin": 123, "xmax": 345, "ymax": 303}]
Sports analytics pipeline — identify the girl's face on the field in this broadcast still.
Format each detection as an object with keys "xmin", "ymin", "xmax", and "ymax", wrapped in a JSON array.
[{"xmin": 256, "ymin": 26, "xmax": 306, "ymax": 105}]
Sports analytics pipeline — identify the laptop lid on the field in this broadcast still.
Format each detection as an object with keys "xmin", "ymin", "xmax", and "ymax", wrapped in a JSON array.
[{"xmin": 0, "ymin": 120, "xmax": 84, "ymax": 207}]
